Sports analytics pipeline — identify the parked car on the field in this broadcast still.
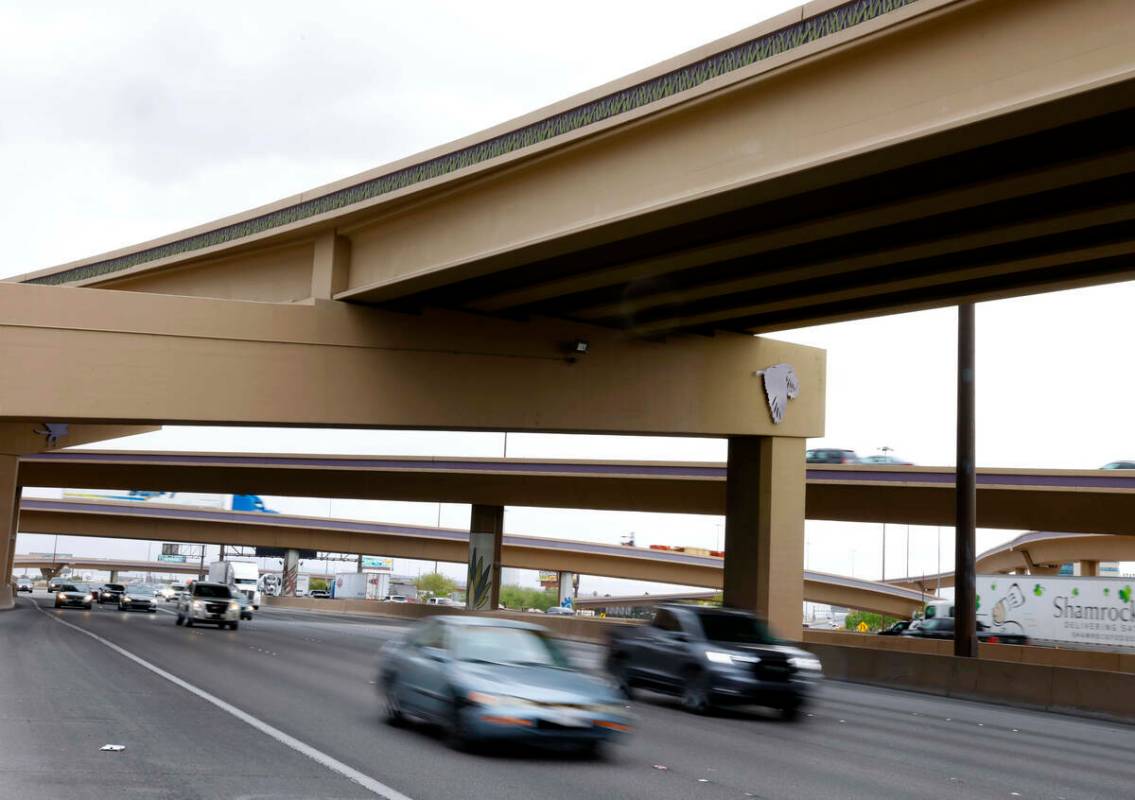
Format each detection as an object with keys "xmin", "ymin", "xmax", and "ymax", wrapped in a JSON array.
[
  {"xmin": 98, "ymin": 583, "xmax": 127, "ymax": 604},
  {"xmin": 605, "ymin": 604, "xmax": 820, "ymax": 719},
  {"xmin": 545, "ymin": 606, "xmax": 574, "ymax": 616},
  {"xmin": 176, "ymin": 582, "xmax": 241, "ymax": 630},
  {"xmin": 382, "ymin": 595, "xmax": 409, "ymax": 603},
  {"xmin": 860, "ymin": 454, "xmax": 913, "ymax": 465},
  {"xmin": 877, "ymin": 620, "xmax": 912, "ymax": 636},
  {"xmin": 426, "ymin": 597, "xmax": 458, "ymax": 606},
  {"xmin": 379, "ymin": 616, "xmax": 631, "ymax": 753},
  {"xmin": 805, "ymin": 448, "xmax": 860, "ymax": 464},
  {"xmin": 53, "ymin": 583, "xmax": 94, "ymax": 610},
  {"xmin": 16, "ymin": 579, "xmax": 34, "ymax": 593},
  {"xmin": 118, "ymin": 585, "xmax": 160, "ymax": 613},
  {"xmin": 308, "ymin": 590, "xmax": 331, "ymax": 599}
]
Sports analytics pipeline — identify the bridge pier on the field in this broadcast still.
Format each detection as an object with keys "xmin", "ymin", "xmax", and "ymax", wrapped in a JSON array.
[
  {"xmin": 467, "ymin": 504, "xmax": 503, "ymax": 611},
  {"xmin": 722, "ymin": 436, "xmax": 805, "ymax": 640},
  {"xmin": 557, "ymin": 571, "xmax": 577, "ymax": 609},
  {"xmin": 282, "ymin": 549, "xmax": 300, "ymax": 596},
  {"xmin": 1080, "ymin": 560, "xmax": 1099, "ymax": 577},
  {"xmin": 0, "ymin": 455, "xmax": 19, "ymax": 610}
]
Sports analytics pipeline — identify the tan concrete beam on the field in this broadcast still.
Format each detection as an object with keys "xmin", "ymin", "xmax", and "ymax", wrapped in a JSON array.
[
  {"xmin": 311, "ymin": 232, "xmax": 351, "ymax": 300},
  {"xmin": 0, "ymin": 283, "xmax": 825, "ymax": 437},
  {"xmin": 0, "ymin": 424, "xmax": 160, "ymax": 456}
]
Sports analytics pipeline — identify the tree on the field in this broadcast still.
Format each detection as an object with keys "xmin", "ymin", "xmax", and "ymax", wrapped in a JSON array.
[
  {"xmin": 309, "ymin": 577, "xmax": 329, "ymax": 592},
  {"xmin": 415, "ymin": 571, "xmax": 457, "ymax": 598},
  {"xmin": 499, "ymin": 585, "xmax": 558, "ymax": 610}
]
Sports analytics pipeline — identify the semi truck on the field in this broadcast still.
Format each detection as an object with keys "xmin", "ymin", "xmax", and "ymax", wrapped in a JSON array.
[
  {"xmin": 921, "ymin": 575, "xmax": 1135, "ymax": 650},
  {"xmin": 207, "ymin": 560, "xmax": 262, "ymax": 609},
  {"xmin": 331, "ymin": 571, "xmax": 390, "ymax": 600}
]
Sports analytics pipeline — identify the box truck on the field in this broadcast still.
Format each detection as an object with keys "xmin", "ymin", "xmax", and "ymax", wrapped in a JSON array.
[
  {"xmin": 207, "ymin": 561, "xmax": 262, "ymax": 609},
  {"xmin": 331, "ymin": 572, "xmax": 390, "ymax": 600},
  {"xmin": 976, "ymin": 574, "xmax": 1135, "ymax": 650}
]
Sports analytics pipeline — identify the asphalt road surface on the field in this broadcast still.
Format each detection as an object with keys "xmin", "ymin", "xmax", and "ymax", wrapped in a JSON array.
[{"xmin": 2, "ymin": 593, "xmax": 1132, "ymax": 800}]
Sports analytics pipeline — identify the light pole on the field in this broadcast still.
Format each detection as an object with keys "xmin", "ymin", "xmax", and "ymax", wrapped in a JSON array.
[{"xmin": 881, "ymin": 523, "xmax": 886, "ymax": 581}]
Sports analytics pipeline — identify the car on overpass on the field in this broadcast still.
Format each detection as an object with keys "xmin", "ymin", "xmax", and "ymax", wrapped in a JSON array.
[
  {"xmin": 805, "ymin": 448, "xmax": 861, "ymax": 464},
  {"xmin": 605, "ymin": 605, "xmax": 821, "ymax": 719},
  {"xmin": 861, "ymin": 454, "xmax": 913, "ymax": 465},
  {"xmin": 175, "ymin": 582, "xmax": 241, "ymax": 630},
  {"xmin": 52, "ymin": 583, "xmax": 93, "ymax": 610}
]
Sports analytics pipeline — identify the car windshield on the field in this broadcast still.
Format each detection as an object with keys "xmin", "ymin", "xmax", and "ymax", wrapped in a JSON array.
[
  {"xmin": 193, "ymin": 585, "xmax": 232, "ymax": 599},
  {"xmin": 128, "ymin": 587, "xmax": 156, "ymax": 596},
  {"xmin": 697, "ymin": 611, "xmax": 777, "ymax": 644},
  {"xmin": 450, "ymin": 626, "xmax": 570, "ymax": 668},
  {"xmin": 59, "ymin": 585, "xmax": 80, "ymax": 593},
  {"xmin": 922, "ymin": 618, "xmax": 953, "ymax": 631},
  {"xmin": 106, "ymin": 584, "xmax": 125, "ymax": 591}
]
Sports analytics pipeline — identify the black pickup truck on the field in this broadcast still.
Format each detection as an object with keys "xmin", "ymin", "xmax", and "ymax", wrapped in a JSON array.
[{"xmin": 605, "ymin": 604, "xmax": 822, "ymax": 719}]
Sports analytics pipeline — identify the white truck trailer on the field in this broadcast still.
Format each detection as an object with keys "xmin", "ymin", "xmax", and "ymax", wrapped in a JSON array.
[
  {"xmin": 207, "ymin": 561, "xmax": 263, "ymax": 609},
  {"xmin": 976, "ymin": 574, "xmax": 1134, "ymax": 649},
  {"xmin": 331, "ymin": 572, "xmax": 390, "ymax": 600}
]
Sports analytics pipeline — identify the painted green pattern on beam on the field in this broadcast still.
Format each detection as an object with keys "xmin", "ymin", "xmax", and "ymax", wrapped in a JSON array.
[{"xmin": 27, "ymin": 0, "xmax": 920, "ymax": 286}]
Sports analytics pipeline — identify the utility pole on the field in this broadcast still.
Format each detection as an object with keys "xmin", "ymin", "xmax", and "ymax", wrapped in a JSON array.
[
  {"xmin": 954, "ymin": 301, "xmax": 978, "ymax": 657},
  {"xmin": 881, "ymin": 523, "xmax": 886, "ymax": 581}
]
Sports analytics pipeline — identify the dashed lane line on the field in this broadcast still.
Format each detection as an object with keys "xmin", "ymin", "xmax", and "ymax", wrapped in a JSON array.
[{"xmin": 28, "ymin": 598, "xmax": 414, "ymax": 800}]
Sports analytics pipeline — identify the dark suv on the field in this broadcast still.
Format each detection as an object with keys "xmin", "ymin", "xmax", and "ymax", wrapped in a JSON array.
[
  {"xmin": 606, "ymin": 605, "xmax": 822, "ymax": 719},
  {"xmin": 806, "ymin": 448, "xmax": 860, "ymax": 464},
  {"xmin": 98, "ymin": 583, "xmax": 127, "ymax": 604}
]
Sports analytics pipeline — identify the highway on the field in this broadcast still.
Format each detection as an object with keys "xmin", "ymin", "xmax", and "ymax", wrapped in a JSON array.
[{"xmin": 2, "ymin": 595, "xmax": 1131, "ymax": 800}]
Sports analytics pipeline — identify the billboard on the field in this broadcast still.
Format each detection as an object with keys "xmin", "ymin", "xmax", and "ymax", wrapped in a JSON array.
[
  {"xmin": 360, "ymin": 556, "xmax": 393, "ymax": 571},
  {"xmin": 977, "ymin": 575, "xmax": 1135, "ymax": 650}
]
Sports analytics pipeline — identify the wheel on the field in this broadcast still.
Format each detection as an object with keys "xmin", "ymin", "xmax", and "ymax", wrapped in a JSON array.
[
  {"xmin": 384, "ymin": 678, "xmax": 405, "ymax": 726},
  {"xmin": 680, "ymin": 669, "xmax": 713, "ymax": 715},
  {"xmin": 85, "ymin": 604, "xmax": 92, "ymax": 610},
  {"xmin": 185, "ymin": 615, "xmax": 194, "ymax": 627},
  {"xmin": 175, "ymin": 613, "xmax": 184, "ymax": 626},
  {"xmin": 446, "ymin": 703, "xmax": 473, "ymax": 751},
  {"xmin": 148, "ymin": 608, "xmax": 156, "ymax": 613},
  {"xmin": 229, "ymin": 621, "xmax": 240, "ymax": 631},
  {"xmin": 607, "ymin": 654, "xmax": 635, "ymax": 700},
  {"xmin": 778, "ymin": 703, "xmax": 800, "ymax": 722}
]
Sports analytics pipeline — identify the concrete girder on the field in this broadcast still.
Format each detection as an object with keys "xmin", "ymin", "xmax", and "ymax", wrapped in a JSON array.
[{"xmin": 0, "ymin": 283, "xmax": 823, "ymax": 439}]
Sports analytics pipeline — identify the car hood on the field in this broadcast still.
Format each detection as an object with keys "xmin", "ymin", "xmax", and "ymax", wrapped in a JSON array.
[
  {"xmin": 707, "ymin": 642, "xmax": 815, "ymax": 661},
  {"xmin": 58, "ymin": 592, "xmax": 89, "ymax": 599},
  {"xmin": 454, "ymin": 662, "xmax": 618, "ymax": 704}
]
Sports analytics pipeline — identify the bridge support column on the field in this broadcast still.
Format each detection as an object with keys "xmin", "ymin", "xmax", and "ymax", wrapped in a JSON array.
[
  {"xmin": 467, "ymin": 504, "xmax": 503, "ymax": 611},
  {"xmin": 1080, "ymin": 560, "xmax": 1099, "ymax": 577},
  {"xmin": 108, "ymin": 570, "xmax": 119, "ymax": 583},
  {"xmin": 282, "ymin": 549, "xmax": 300, "ymax": 596},
  {"xmin": 0, "ymin": 455, "xmax": 19, "ymax": 610},
  {"xmin": 722, "ymin": 436, "xmax": 805, "ymax": 640},
  {"xmin": 557, "ymin": 571, "xmax": 577, "ymax": 609}
]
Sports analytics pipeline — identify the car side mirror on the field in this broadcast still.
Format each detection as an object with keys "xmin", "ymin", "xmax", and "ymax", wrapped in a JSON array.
[
  {"xmin": 422, "ymin": 646, "xmax": 450, "ymax": 663},
  {"xmin": 672, "ymin": 632, "xmax": 689, "ymax": 642}
]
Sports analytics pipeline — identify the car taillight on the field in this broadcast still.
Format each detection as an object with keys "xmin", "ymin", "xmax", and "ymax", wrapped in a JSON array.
[{"xmin": 986, "ymin": 636, "xmax": 1000, "ymax": 644}]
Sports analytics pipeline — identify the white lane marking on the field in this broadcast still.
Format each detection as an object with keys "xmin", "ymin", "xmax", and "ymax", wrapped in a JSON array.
[{"xmin": 29, "ymin": 600, "xmax": 413, "ymax": 800}]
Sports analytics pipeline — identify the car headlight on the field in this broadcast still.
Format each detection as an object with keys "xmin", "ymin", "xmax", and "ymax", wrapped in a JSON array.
[
  {"xmin": 229, "ymin": 601, "xmax": 239, "ymax": 611},
  {"xmin": 705, "ymin": 650, "xmax": 733, "ymax": 664},
  {"xmin": 192, "ymin": 600, "xmax": 204, "ymax": 609},
  {"xmin": 590, "ymin": 703, "xmax": 626, "ymax": 715},
  {"xmin": 789, "ymin": 656, "xmax": 822, "ymax": 671},
  {"xmin": 85, "ymin": 595, "xmax": 94, "ymax": 602},
  {"xmin": 467, "ymin": 692, "xmax": 536, "ymax": 708}
]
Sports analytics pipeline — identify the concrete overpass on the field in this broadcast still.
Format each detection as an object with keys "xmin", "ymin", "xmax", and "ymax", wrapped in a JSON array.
[
  {"xmin": 20, "ymin": 451, "xmax": 1135, "ymax": 535},
  {"xmin": 15, "ymin": 497, "xmax": 929, "ymax": 617},
  {"xmin": 891, "ymin": 530, "xmax": 1135, "ymax": 591},
  {"xmin": 3, "ymin": 0, "xmax": 1134, "ymax": 644},
  {"xmin": 10, "ymin": 555, "xmax": 336, "ymax": 581}
]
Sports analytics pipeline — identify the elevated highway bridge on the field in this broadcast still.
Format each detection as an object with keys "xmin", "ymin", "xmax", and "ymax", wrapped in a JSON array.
[
  {"xmin": 2, "ymin": 0, "xmax": 1133, "ymax": 651},
  {"xmin": 20, "ymin": 451, "xmax": 1135, "ymax": 535}
]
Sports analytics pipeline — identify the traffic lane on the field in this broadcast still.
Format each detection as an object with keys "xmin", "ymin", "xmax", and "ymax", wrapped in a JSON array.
[
  {"xmin": 38, "ymin": 597, "xmax": 647, "ymax": 800},
  {"xmin": 0, "ymin": 598, "xmax": 376, "ymax": 800},
  {"xmin": 27, "ymin": 598, "xmax": 1135, "ymax": 800}
]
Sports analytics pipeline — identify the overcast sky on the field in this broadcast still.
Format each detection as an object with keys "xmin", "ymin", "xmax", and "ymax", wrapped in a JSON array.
[{"xmin": 5, "ymin": 1, "xmax": 1132, "ymax": 589}]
